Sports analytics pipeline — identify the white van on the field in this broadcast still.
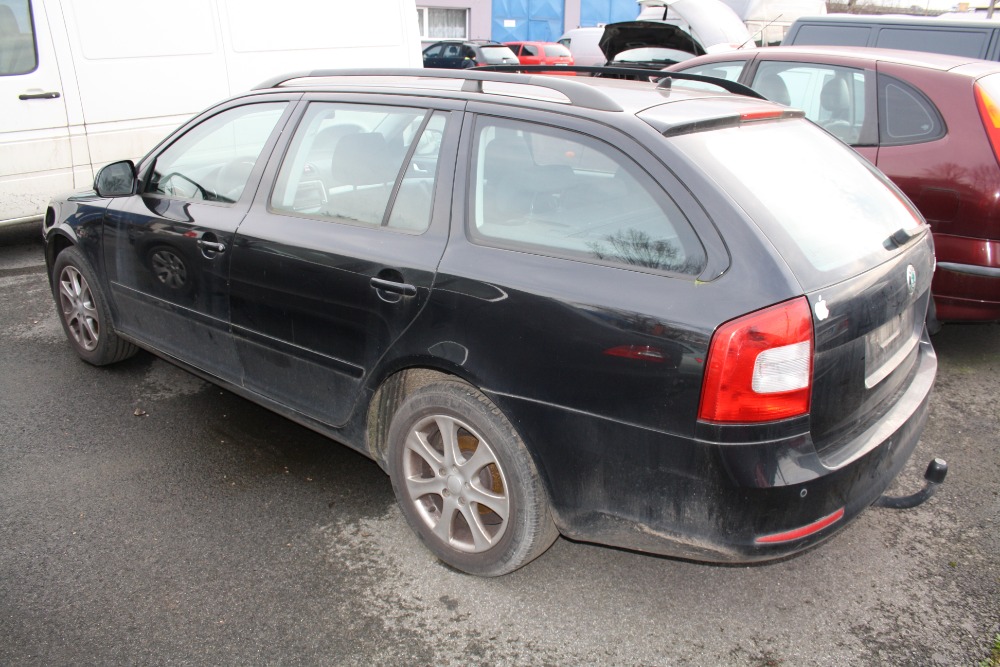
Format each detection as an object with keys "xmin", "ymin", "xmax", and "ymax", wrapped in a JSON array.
[{"xmin": 0, "ymin": 0, "xmax": 422, "ymax": 228}]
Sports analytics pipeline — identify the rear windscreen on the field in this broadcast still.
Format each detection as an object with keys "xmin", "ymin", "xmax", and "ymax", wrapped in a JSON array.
[
  {"xmin": 670, "ymin": 119, "xmax": 925, "ymax": 290},
  {"xmin": 480, "ymin": 46, "xmax": 518, "ymax": 63}
]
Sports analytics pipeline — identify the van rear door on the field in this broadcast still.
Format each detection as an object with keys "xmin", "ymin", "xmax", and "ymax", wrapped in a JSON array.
[{"xmin": 0, "ymin": 0, "xmax": 71, "ymax": 225}]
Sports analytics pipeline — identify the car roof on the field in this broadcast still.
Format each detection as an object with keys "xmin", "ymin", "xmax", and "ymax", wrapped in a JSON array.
[
  {"xmin": 793, "ymin": 13, "xmax": 1000, "ymax": 29},
  {"xmin": 251, "ymin": 68, "xmax": 774, "ymax": 118},
  {"xmin": 677, "ymin": 45, "xmax": 1000, "ymax": 74}
]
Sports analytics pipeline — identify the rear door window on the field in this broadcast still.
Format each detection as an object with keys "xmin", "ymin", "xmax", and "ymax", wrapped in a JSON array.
[
  {"xmin": 877, "ymin": 74, "xmax": 945, "ymax": 145},
  {"xmin": 751, "ymin": 61, "xmax": 871, "ymax": 145},
  {"xmin": 270, "ymin": 102, "xmax": 447, "ymax": 232},
  {"xmin": 468, "ymin": 117, "xmax": 706, "ymax": 276}
]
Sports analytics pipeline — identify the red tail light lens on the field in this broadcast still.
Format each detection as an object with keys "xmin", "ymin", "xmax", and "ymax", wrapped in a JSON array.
[
  {"xmin": 975, "ymin": 79, "xmax": 1000, "ymax": 165},
  {"xmin": 698, "ymin": 297, "xmax": 813, "ymax": 423}
]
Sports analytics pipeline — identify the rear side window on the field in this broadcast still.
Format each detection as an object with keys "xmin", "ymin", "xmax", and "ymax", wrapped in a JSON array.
[
  {"xmin": 0, "ymin": 0, "xmax": 37, "ymax": 75},
  {"xmin": 790, "ymin": 25, "xmax": 871, "ymax": 47},
  {"xmin": 469, "ymin": 117, "xmax": 706, "ymax": 276},
  {"xmin": 878, "ymin": 75, "xmax": 945, "ymax": 145},
  {"xmin": 875, "ymin": 28, "xmax": 988, "ymax": 58},
  {"xmin": 671, "ymin": 119, "xmax": 923, "ymax": 289}
]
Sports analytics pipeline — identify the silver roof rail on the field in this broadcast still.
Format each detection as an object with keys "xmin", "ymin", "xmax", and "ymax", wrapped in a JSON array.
[{"xmin": 252, "ymin": 68, "xmax": 624, "ymax": 112}]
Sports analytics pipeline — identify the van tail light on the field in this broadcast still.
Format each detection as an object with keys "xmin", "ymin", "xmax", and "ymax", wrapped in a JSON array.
[
  {"xmin": 975, "ymin": 80, "xmax": 1000, "ymax": 166},
  {"xmin": 698, "ymin": 297, "xmax": 813, "ymax": 423}
]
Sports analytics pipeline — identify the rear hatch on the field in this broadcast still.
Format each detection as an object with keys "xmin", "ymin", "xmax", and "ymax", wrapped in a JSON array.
[{"xmin": 666, "ymin": 115, "xmax": 934, "ymax": 464}]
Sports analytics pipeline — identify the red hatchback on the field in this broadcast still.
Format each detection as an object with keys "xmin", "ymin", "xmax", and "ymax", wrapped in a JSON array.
[
  {"xmin": 504, "ymin": 41, "xmax": 575, "ymax": 73},
  {"xmin": 669, "ymin": 46, "xmax": 1000, "ymax": 322}
]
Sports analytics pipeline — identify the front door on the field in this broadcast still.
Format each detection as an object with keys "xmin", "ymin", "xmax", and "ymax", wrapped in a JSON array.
[
  {"xmin": 0, "ymin": 0, "xmax": 71, "ymax": 223},
  {"xmin": 229, "ymin": 97, "xmax": 460, "ymax": 426},
  {"xmin": 103, "ymin": 100, "xmax": 290, "ymax": 382}
]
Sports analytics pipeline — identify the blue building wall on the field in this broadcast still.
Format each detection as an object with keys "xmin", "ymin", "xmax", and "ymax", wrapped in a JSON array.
[
  {"xmin": 579, "ymin": 0, "xmax": 637, "ymax": 27},
  {"xmin": 487, "ymin": 0, "xmax": 639, "ymax": 42},
  {"xmin": 491, "ymin": 0, "xmax": 566, "ymax": 42}
]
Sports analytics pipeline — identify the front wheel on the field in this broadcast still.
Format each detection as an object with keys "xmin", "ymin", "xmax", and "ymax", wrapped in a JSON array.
[
  {"xmin": 387, "ymin": 381, "xmax": 558, "ymax": 576},
  {"xmin": 52, "ymin": 246, "xmax": 138, "ymax": 366}
]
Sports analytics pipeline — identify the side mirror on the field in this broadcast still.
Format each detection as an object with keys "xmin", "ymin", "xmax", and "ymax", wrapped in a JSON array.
[{"xmin": 94, "ymin": 160, "xmax": 137, "ymax": 197}]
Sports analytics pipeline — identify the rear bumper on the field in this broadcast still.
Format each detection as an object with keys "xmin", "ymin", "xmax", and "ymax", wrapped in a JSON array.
[
  {"xmin": 932, "ymin": 234, "xmax": 1000, "ymax": 321},
  {"xmin": 505, "ymin": 335, "xmax": 937, "ymax": 563}
]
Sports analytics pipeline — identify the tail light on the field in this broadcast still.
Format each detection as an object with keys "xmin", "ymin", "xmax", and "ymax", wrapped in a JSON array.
[
  {"xmin": 698, "ymin": 297, "xmax": 813, "ymax": 423},
  {"xmin": 975, "ymin": 79, "xmax": 1000, "ymax": 166}
]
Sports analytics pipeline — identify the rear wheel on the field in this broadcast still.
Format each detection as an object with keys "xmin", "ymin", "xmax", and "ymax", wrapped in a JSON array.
[
  {"xmin": 52, "ymin": 246, "xmax": 138, "ymax": 366},
  {"xmin": 387, "ymin": 381, "xmax": 558, "ymax": 576}
]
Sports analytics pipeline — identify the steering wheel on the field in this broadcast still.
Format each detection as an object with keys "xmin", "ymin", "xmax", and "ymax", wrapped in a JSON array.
[{"xmin": 158, "ymin": 172, "xmax": 210, "ymax": 200}]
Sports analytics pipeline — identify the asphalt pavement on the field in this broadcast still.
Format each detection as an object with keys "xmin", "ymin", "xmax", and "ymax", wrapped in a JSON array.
[{"xmin": 1, "ymin": 221, "xmax": 998, "ymax": 666}]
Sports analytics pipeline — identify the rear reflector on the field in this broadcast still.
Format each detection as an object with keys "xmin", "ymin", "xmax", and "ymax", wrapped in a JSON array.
[
  {"xmin": 754, "ymin": 507, "xmax": 845, "ymax": 544},
  {"xmin": 698, "ymin": 297, "xmax": 813, "ymax": 423}
]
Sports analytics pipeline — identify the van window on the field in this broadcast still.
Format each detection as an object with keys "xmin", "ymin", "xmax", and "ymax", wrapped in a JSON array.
[
  {"xmin": 791, "ymin": 25, "xmax": 871, "ymax": 47},
  {"xmin": 0, "ymin": 0, "xmax": 37, "ymax": 75},
  {"xmin": 469, "ymin": 117, "xmax": 706, "ymax": 276},
  {"xmin": 875, "ymin": 28, "xmax": 988, "ymax": 58},
  {"xmin": 878, "ymin": 75, "xmax": 945, "ymax": 145}
]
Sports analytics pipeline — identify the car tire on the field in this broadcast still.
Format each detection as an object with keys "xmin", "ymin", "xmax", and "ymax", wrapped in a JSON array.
[
  {"xmin": 387, "ymin": 380, "xmax": 558, "ymax": 576},
  {"xmin": 52, "ymin": 246, "xmax": 138, "ymax": 366}
]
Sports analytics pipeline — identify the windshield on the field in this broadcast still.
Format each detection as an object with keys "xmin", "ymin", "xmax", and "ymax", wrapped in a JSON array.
[
  {"xmin": 670, "ymin": 119, "xmax": 925, "ymax": 289},
  {"xmin": 612, "ymin": 47, "xmax": 696, "ymax": 65}
]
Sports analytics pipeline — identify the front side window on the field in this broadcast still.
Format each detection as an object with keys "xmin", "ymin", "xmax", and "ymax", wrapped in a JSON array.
[
  {"xmin": 270, "ymin": 102, "xmax": 447, "ymax": 232},
  {"xmin": 673, "ymin": 61, "xmax": 745, "ymax": 93},
  {"xmin": 752, "ymin": 61, "xmax": 869, "ymax": 145},
  {"xmin": 146, "ymin": 103, "xmax": 286, "ymax": 203},
  {"xmin": 469, "ymin": 117, "xmax": 706, "ymax": 276},
  {"xmin": 0, "ymin": 0, "xmax": 37, "ymax": 75}
]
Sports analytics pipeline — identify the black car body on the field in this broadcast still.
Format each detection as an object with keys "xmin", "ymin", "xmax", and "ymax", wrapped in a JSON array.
[
  {"xmin": 422, "ymin": 40, "xmax": 519, "ymax": 69},
  {"xmin": 44, "ymin": 68, "xmax": 937, "ymax": 576}
]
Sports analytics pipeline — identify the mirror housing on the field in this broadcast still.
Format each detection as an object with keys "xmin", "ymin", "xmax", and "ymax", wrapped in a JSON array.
[{"xmin": 94, "ymin": 160, "xmax": 137, "ymax": 197}]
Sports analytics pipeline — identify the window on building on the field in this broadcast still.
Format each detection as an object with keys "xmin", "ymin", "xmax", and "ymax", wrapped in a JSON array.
[{"xmin": 417, "ymin": 7, "xmax": 468, "ymax": 40}]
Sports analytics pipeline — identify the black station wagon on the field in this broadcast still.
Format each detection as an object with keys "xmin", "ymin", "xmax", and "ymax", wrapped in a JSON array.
[{"xmin": 44, "ymin": 69, "xmax": 938, "ymax": 576}]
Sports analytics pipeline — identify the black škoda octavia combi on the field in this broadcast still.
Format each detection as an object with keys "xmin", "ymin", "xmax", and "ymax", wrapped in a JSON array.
[{"xmin": 44, "ymin": 68, "xmax": 939, "ymax": 575}]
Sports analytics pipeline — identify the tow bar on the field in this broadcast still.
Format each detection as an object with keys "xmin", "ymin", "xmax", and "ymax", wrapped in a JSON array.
[{"xmin": 874, "ymin": 458, "xmax": 948, "ymax": 509}]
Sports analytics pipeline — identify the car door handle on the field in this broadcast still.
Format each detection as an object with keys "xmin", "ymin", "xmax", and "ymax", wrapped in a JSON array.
[
  {"xmin": 19, "ymin": 91, "xmax": 61, "ymax": 100},
  {"xmin": 370, "ymin": 277, "xmax": 417, "ymax": 297},
  {"xmin": 197, "ymin": 239, "xmax": 227, "ymax": 253}
]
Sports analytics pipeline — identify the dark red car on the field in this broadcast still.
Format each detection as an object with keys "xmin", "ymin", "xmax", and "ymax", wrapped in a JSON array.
[
  {"xmin": 669, "ymin": 46, "xmax": 1000, "ymax": 322},
  {"xmin": 504, "ymin": 41, "xmax": 575, "ymax": 73}
]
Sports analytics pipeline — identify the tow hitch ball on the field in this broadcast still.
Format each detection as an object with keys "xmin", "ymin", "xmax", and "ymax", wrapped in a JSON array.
[{"xmin": 874, "ymin": 458, "xmax": 948, "ymax": 509}]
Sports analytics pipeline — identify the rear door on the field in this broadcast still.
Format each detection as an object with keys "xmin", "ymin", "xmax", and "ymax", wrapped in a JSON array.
[{"xmin": 228, "ymin": 95, "xmax": 462, "ymax": 426}]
